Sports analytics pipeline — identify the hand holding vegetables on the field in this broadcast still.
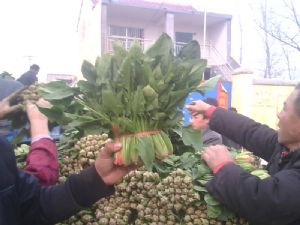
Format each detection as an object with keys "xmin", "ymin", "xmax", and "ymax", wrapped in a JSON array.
[
  {"xmin": 26, "ymin": 99, "xmax": 51, "ymax": 139},
  {"xmin": 0, "ymin": 86, "xmax": 27, "ymax": 118},
  {"xmin": 95, "ymin": 139, "xmax": 139, "ymax": 185},
  {"xmin": 202, "ymin": 145, "xmax": 235, "ymax": 173},
  {"xmin": 186, "ymin": 100, "xmax": 212, "ymax": 117}
]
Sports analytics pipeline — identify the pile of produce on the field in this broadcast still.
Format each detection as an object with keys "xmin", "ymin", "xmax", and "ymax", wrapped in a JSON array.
[
  {"xmin": 38, "ymin": 33, "xmax": 218, "ymax": 170},
  {"xmin": 18, "ymin": 83, "xmax": 43, "ymax": 107},
  {"xmin": 14, "ymin": 143, "xmax": 29, "ymax": 168},
  {"xmin": 13, "ymin": 131, "xmax": 267, "ymax": 225},
  {"xmin": 55, "ymin": 131, "xmax": 268, "ymax": 225},
  {"xmin": 58, "ymin": 133, "xmax": 109, "ymax": 183},
  {"xmin": 2, "ymin": 82, "xmax": 45, "ymax": 144}
]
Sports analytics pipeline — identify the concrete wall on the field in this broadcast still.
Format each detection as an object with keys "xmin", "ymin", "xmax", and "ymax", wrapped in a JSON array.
[
  {"xmin": 78, "ymin": 1, "xmax": 102, "ymax": 80},
  {"xmin": 231, "ymin": 74, "xmax": 297, "ymax": 129},
  {"xmin": 209, "ymin": 21, "xmax": 228, "ymax": 64}
]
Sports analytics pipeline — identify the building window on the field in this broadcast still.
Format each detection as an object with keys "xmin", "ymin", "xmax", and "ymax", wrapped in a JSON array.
[
  {"xmin": 175, "ymin": 32, "xmax": 193, "ymax": 43},
  {"xmin": 108, "ymin": 26, "xmax": 144, "ymax": 51},
  {"xmin": 175, "ymin": 32, "xmax": 193, "ymax": 55}
]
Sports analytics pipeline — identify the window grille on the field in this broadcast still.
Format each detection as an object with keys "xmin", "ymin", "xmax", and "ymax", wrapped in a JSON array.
[
  {"xmin": 175, "ymin": 32, "xmax": 193, "ymax": 55},
  {"xmin": 109, "ymin": 25, "xmax": 144, "ymax": 50}
]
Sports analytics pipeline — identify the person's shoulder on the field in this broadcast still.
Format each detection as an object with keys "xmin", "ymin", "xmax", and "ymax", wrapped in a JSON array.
[
  {"xmin": 203, "ymin": 128, "xmax": 223, "ymax": 145},
  {"xmin": 0, "ymin": 79, "xmax": 24, "ymax": 100},
  {"xmin": 0, "ymin": 78, "xmax": 22, "ymax": 86},
  {"xmin": 20, "ymin": 71, "xmax": 31, "ymax": 77},
  {"xmin": 0, "ymin": 135, "xmax": 13, "ymax": 153},
  {"xmin": 205, "ymin": 128, "xmax": 221, "ymax": 137}
]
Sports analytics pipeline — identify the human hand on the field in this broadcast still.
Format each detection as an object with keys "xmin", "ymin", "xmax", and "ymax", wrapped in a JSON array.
[
  {"xmin": 26, "ymin": 98, "xmax": 51, "ymax": 123},
  {"xmin": 95, "ymin": 140, "xmax": 139, "ymax": 185},
  {"xmin": 0, "ymin": 86, "xmax": 27, "ymax": 118},
  {"xmin": 202, "ymin": 145, "xmax": 235, "ymax": 172},
  {"xmin": 26, "ymin": 99, "xmax": 51, "ymax": 138},
  {"xmin": 186, "ymin": 100, "xmax": 211, "ymax": 116}
]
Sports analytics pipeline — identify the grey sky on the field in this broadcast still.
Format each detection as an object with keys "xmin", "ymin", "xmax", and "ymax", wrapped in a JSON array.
[{"xmin": 0, "ymin": 0, "xmax": 298, "ymax": 80}]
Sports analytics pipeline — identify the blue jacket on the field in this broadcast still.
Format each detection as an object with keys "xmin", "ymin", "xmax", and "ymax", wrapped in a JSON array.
[
  {"xmin": 0, "ymin": 135, "xmax": 114, "ymax": 225},
  {"xmin": 17, "ymin": 71, "xmax": 37, "ymax": 86},
  {"xmin": 207, "ymin": 108, "xmax": 300, "ymax": 225}
]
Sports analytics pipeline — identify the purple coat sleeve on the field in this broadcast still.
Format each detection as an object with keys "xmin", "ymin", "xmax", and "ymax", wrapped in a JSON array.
[{"xmin": 24, "ymin": 138, "xmax": 59, "ymax": 186}]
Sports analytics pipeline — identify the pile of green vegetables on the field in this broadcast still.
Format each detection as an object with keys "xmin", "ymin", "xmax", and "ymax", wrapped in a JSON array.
[
  {"xmin": 54, "ymin": 130, "xmax": 267, "ymax": 225},
  {"xmin": 39, "ymin": 33, "xmax": 218, "ymax": 170}
]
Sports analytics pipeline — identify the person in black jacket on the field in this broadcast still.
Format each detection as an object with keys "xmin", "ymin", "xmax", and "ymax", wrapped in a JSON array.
[
  {"xmin": 17, "ymin": 64, "xmax": 40, "ymax": 85},
  {"xmin": 221, "ymin": 106, "xmax": 242, "ymax": 150},
  {"xmin": 186, "ymin": 84, "xmax": 300, "ymax": 225},
  {"xmin": 0, "ymin": 133, "xmax": 136, "ymax": 225}
]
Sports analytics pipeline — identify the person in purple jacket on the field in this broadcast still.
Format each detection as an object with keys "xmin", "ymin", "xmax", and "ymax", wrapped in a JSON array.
[
  {"xmin": 186, "ymin": 83, "xmax": 300, "ymax": 225},
  {"xmin": 0, "ymin": 81, "xmax": 58, "ymax": 185},
  {"xmin": 0, "ymin": 131, "xmax": 136, "ymax": 225}
]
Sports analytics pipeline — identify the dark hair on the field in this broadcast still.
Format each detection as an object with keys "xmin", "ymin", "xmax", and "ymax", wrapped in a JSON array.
[
  {"xmin": 294, "ymin": 84, "xmax": 300, "ymax": 116},
  {"xmin": 30, "ymin": 64, "xmax": 40, "ymax": 70},
  {"xmin": 229, "ymin": 107, "xmax": 237, "ymax": 113},
  {"xmin": 203, "ymin": 97, "xmax": 218, "ymax": 107}
]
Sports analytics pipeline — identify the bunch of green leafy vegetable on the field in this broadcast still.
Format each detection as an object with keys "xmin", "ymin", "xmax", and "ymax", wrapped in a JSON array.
[{"xmin": 39, "ymin": 33, "xmax": 218, "ymax": 170}]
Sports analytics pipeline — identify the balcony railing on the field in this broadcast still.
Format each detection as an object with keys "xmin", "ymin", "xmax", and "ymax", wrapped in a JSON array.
[
  {"xmin": 105, "ymin": 35, "xmax": 154, "ymax": 53},
  {"xmin": 104, "ymin": 36, "xmax": 235, "ymax": 77}
]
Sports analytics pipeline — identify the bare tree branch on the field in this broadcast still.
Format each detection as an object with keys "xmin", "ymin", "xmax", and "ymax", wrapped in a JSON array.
[{"xmin": 263, "ymin": 0, "xmax": 300, "ymax": 52}]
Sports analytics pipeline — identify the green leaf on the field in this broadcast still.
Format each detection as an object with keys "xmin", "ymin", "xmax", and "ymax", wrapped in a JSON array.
[
  {"xmin": 188, "ymin": 59, "xmax": 207, "ymax": 81},
  {"xmin": 162, "ymin": 156, "xmax": 177, "ymax": 167},
  {"xmin": 115, "ymin": 117, "xmax": 135, "ymax": 134},
  {"xmin": 197, "ymin": 75, "xmax": 221, "ymax": 95},
  {"xmin": 130, "ymin": 87, "xmax": 145, "ymax": 115},
  {"xmin": 117, "ymin": 43, "xmax": 144, "ymax": 91},
  {"xmin": 195, "ymin": 164, "xmax": 211, "ymax": 177},
  {"xmin": 77, "ymin": 80, "xmax": 96, "ymax": 94},
  {"xmin": 136, "ymin": 135, "xmax": 155, "ymax": 171},
  {"xmin": 38, "ymin": 105, "xmax": 72, "ymax": 125},
  {"xmin": 198, "ymin": 179, "xmax": 209, "ymax": 185},
  {"xmin": 81, "ymin": 60, "xmax": 97, "ymax": 83},
  {"xmin": 204, "ymin": 193, "xmax": 220, "ymax": 206},
  {"xmin": 216, "ymin": 206, "xmax": 235, "ymax": 221},
  {"xmin": 180, "ymin": 125, "xmax": 203, "ymax": 150},
  {"xmin": 94, "ymin": 55, "xmax": 115, "ymax": 85},
  {"xmin": 66, "ymin": 114, "xmax": 100, "ymax": 127},
  {"xmin": 180, "ymin": 152, "xmax": 198, "ymax": 169},
  {"xmin": 194, "ymin": 185, "xmax": 208, "ymax": 193},
  {"xmin": 143, "ymin": 85, "xmax": 158, "ymax": 100},
  {"xmin": 39, "ymin": 81, "xmax": 75, "ymax": 100},
  {"xmin": 207, "ymin": 205, "xmax": 222, "ymax": 219},
  {"xmin": 145, "ymin": 33, "xmax": 174, "ymax": 74},
  {"xmin": 145, "ymin": 33, "xmax": 173, "ymax": 60},
  {"xmin": 112, "ymin": 42, "xmax": 127, "ymax": 65},
  {"xmin": 48, "ymin": 97, "xmax": 73, "ymax": 107},
  {"xmin": 177, "ymin": 40, "xmax": 201, "ymax": 59},
  {"xmin": 153, "ymin": 161, "xmax": 172, "ymax": 174},
  {"xmin": 102, "ymin": 89, "xmax": 123, "ymax": 116}
]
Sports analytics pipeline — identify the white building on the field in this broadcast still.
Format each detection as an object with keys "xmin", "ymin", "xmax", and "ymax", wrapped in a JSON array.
[{"xmin": 98, "ymin": 0, "xmax": 240, "ymax": 80}]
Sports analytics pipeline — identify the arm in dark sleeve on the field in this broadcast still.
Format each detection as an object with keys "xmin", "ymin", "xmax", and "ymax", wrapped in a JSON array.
[
  {"xmin": 24, "ymin": 138, "xmax": 58, "ymax": 186},
  {"xmin": 209, "ymin": 108, "xmax": 278, "ymax": 161},
  {"xmin": 207, "ymin": 164, "xmax": 300, "ymax": 225},
  {"xmin": 19, "ymin": 166, "xmax": 115, "ymax": 225}
]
